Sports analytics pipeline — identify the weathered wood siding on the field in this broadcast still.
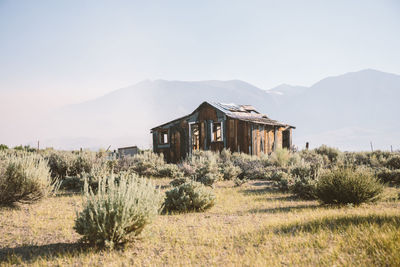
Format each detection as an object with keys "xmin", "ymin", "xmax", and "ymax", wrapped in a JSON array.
[{"xmin": 153, "ymin": 102, "xmax": 293, "ymax": 163}]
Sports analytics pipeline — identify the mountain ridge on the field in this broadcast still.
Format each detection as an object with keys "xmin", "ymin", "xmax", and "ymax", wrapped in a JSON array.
[{"xmin": 38, "ymin": 69, "xmax": 400, "ymax": 151}]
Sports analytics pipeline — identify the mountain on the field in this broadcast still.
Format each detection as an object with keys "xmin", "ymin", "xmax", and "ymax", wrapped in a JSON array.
[
  {"xmin": 38, "ymin": 69, "xmax": 400, "ymax": 151},
  {"xmin": 267, "ymin": 84, "xmax": 308, "ymax": 96},
  {"xmin": 41, "ymin": 79, "xmax": 278, "ymax": 149},
  {"xmin": 271, "ymin": 69, "xmax": 400, "ymax": 150}
]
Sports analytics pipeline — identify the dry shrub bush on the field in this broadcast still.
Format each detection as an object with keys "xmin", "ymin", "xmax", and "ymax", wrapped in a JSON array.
[
  {"xmin": 74, "ymin": 173, "xmax": 163, "ymax": 249},
  {"xmin": 0, "ymin": 153, "xmax": 55, "ymax": 205},
  {"xmin": 163, "ymin": 181, "xmax": 216, "ymax": 213},
  {"xmin": 316, "ymin": 168, "xmax": 383, "ymax": 205}
]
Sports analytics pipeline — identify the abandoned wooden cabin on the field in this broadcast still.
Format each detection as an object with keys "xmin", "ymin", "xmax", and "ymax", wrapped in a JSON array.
[{"xmin": 151, "ymin": 101, "xmax": 295, "ymax": 163}]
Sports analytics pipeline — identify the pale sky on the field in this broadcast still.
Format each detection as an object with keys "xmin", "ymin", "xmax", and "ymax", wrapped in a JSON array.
[
  {"xmin": 0, "ymin": 0, "xmax": 400, "ymax": 148},
  {"xmin": 1, "ymin": 0, "xmax": 400, "ymax": 104}
]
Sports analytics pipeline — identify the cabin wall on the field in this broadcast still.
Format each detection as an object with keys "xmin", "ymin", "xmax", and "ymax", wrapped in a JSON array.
[
  {"xmin": 153, "ymin": 103, "xmax": 293, "ymax": 163},
  {"xmin": 153, "ymin": 102, "xmax": 226, "ymax": 163}
]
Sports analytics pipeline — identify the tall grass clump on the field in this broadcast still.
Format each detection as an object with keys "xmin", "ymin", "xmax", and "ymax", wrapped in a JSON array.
[
  {"xmin": 0, "ymin": 153, "xmax": 55, "ymax": 205},
  {"xmin": 316, "ymin": 168, "xmax": 383, "ymax": 205},
  {"xmin": 74, "ymin": 173, "xmax": 163, "ymax": 249},
  {"xmin": 163, "ymin": 181, "xmax": 216, "ymax": 213}
]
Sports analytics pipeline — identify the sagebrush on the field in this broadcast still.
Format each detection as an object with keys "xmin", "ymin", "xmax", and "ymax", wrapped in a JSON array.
[
  {"xmin": 0, "ymin": 153, "xmax": 55, "ymax": 205},
  {"xmin": 74, "ymin": 173, "xmax": 163, "ymax": 248},
  {"xmin": 163, "ymin": 180, "xmax": 216, "ymax": 213}
]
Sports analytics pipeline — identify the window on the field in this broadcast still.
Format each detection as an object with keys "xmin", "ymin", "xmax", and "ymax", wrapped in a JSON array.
[
  {"xmin": 212, "ymin": 122, "xmax": 222, "ymax": 142},
  {"xmin": 191, "ymin": 123, "xmax": 200, "ymax": 150},
  {"xmin": 159, "ymin": 130, "xmax": 169, "ymax": 144}
]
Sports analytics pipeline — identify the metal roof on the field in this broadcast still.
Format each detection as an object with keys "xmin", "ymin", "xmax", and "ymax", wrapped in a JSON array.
[
  {"xmin": 151, "ymin": 101, "xmax": 295, "ymax": 130},
  {"xmin": 208, "ymin": 102, "xmax": 293, "ymax": 127}
]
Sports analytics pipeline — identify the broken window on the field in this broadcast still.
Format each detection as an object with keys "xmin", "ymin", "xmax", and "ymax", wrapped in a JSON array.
[
  {"xmin": 159, "ymin": 130, "xmax": 169, "ymax": 144},
  {"xmin": 212, "ymin": 122, "xmax": 222, "ymax": 142},
  {"xmin": 191, "ymin": 123, "xmax": 200, "ymax": 151}
]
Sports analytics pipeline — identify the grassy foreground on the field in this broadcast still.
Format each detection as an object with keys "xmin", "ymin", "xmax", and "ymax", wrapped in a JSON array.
[{"xmin": 1, "ymin": 179, "xmax": 399, "ymax": 266}]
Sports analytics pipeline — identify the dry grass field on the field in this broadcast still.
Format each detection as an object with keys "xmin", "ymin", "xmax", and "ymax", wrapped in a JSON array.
[{"xmin": 1, "ymin": 179, "xmax": 400, "ymax": 266}]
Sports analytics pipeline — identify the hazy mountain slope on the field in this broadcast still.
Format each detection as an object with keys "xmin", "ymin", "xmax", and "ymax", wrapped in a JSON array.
[
  {"xmin": 267, "ymin": 84, "xmax": 308, "ymax": 96},
  {"xmin": 44, "ymin": 79, "xmax": 278, "ymax": 149},
  {"xmin": 274, "ymin": 69, "xmax": 400, "ymax": 150},
  {"xmin": 40, "ymin": 69, "xmax": 400, "ymax": 151}
]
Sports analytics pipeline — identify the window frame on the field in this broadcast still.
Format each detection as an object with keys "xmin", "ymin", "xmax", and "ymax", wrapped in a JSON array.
[
  {"xmin": 158, "ymin": 129, "xmax": 169, "ymax": 145},
  {"xmin": 210, "ymin": 121, "xmax": 223, "ymax": 142}
]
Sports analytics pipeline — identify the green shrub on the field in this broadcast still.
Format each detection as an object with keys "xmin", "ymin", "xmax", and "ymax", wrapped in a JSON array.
[
  {"xmin": 289, "ymin": 162, "xmax": 319, "ymax": 199},
  {"xmin": 269, "ymin": 170, "xmax": 289, "ymax": 182},
  {"xmin": 291, "ymin": 177, "xmax": 318, "ymax": 200},
  {"xmin": 74, "ymin": 173, "xmax": 163, "ymax": 249},
  {"xmin": 221, "ymin": 163, "xmax": 241, "ymax": 180},
  {"xmin": 13, "ymin": 145, "xmax": 36, "ymax": 152},
  {"xmin": 219, "ymin": 148, "xmax": 232, "ymax": 163},
  {"xmin": 60, "ymin": 176, "xmax": 84, "ymax": 191},
  {"xmin": 163, "ymin": 181, "xmax": 216, "ymax": 213},
  {"xmin": 316, "ymin": 168, "xmax": 383, "ymax": 205},
  {"xmin": 269, "ymin": 148, "xmax": 291, "ymax": 167},
  {"xmin": 385, "ymin": 155, "xmax": 400, "ymax": 169},
  {"xmin": 0, "ymin": 144, "xmax": 8, "ymax": 150},
  {"xmin": 170, "ymin": 177, "xmax": 192, "ymax": 187},
  {"xmin": 299, "ymin": 150, "xmax": 326, "ymax": 169},
  {"xmin": 0, "ymin": 153, "xmax": 55, "ymax": 205},
  {"xmin": 376, "ymin": 168, "xmax": 400, "ymax": 185},
  {"xmin": 234, "ymin": 177, "xmax": 247, "ymax": 187},
  {"xmin": 178, "ymin": 162, "xmax": 196, "ymax": 177},
  {"xmin": 198, "ymin": 172, "xmax": 221, "ymax": 187},
  {"xmin": 46, "ymin": 152, "xmax": 73, "ymax": 179},
  {"xmin": 157, "ymin": 164, "xmax": 183, "ymax": 178},
  {"xmin": 273, "ymin": 171, "xmax": 294, "ymax": 192},
  {"xmin": 314, "ymin": 145, "xmax": 341, "ymax": 163},
  {"xmin": 129, "ymin": 151, "xmax": 165, "ymax": 177},
  {"xmin": 115, "ymin": 156, "xmax": 135, "ymax": 172},
  {"xmin": 231, "ymin": 153, "xmax": 268, "ymax": 180},
  {"xmin": 344, "ymin": 151, "xmax": 393, "ymax": 168},
  {"xmin": 69, "ymin": 154, "xmax": 93, "ymax": 176},
  {"xmin": 183, "ymin": 151, "xmax": 222, "ymax": 186}
]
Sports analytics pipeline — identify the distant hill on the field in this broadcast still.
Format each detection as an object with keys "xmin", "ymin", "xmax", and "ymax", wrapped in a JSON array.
[
  {"xmin": 40, "ymin": 69, "xmax": 400, "ymax": 151},
  {"xmin": 269, "ymin": 69, "xmax": 400, "ymax": 150}
]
